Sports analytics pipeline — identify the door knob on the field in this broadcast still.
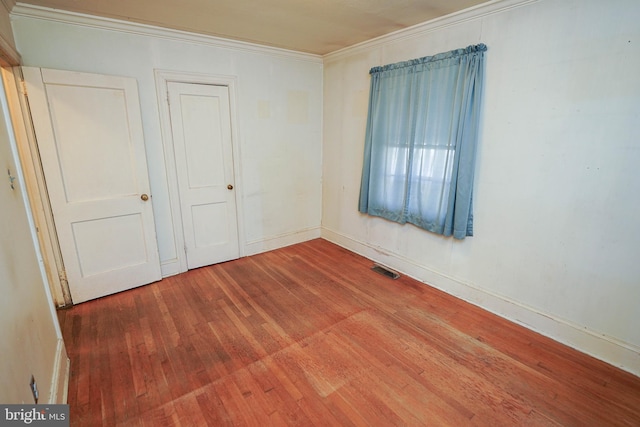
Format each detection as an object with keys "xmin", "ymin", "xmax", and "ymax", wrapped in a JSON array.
[
  {"xmin": 227, "ymin": 184, "xmax": 233, "ymax": 190},
  {"xmin": 141, "ymin": 194, "xmax": 149, "ymax": 201}
]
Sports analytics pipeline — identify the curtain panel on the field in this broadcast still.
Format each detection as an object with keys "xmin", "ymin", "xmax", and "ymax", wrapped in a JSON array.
[{"xmin": 358, "ymin": 44, "xmax": 486, "ymax": 239}]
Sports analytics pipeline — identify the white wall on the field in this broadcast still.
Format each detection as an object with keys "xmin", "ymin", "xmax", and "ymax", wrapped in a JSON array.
[
  {"xmin": 323, "ymin": 0, "xmax": 640, "ymax": 374},
  {"xmin": 0, "ymin": 69, "xmax": 66, "ymax": 403},
  {"xmin": 0, "ymin": 1, "xmax": 66, "ymax": 404},
  {"xmin": 10, "ymin": 9, "xmax": 323, "ymax": 275}
]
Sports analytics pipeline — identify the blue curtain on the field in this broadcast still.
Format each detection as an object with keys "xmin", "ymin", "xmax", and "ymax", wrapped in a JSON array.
[{"xmin": 358, "ymin": 44, "xmax": 486, "ymax": 239}]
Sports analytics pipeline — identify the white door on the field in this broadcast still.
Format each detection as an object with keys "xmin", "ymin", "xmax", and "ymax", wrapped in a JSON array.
[
  {"xmin": 167, "ymin": 82, "xmax": 239, "ymax": 269},
  {"xmin": 23, "ymin": 67, "xmax": 162, "ymax": 303}
]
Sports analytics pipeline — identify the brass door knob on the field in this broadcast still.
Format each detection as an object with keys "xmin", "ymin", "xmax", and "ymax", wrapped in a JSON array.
[
  {"xmin": 141, "ymin": 194, "xmax": 149, "ymax": 201},
  {"xmin": 227, "ymin": 184, "xmax": 234, "ymax": 190}
]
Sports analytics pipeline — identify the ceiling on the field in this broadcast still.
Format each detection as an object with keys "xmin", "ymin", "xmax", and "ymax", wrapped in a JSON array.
[{"xmin": 14, "ymin": 0, "xmax": 490, "ymax": 55}]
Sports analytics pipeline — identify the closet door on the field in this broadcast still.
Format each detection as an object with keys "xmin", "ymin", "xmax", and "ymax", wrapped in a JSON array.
[{"xmin": 167, "ymin": 81, "xmax": 239, "ymax": 269}]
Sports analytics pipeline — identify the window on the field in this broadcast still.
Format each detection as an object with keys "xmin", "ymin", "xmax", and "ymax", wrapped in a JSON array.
[{"xmin": 358, "ymin": 44, "xmax": 486, "ymax": 239}]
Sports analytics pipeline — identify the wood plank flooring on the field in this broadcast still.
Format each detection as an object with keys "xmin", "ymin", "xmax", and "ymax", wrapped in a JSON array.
[{"xmin": 57, "ymin": 239, "xmax": 640, "ymax": 426}]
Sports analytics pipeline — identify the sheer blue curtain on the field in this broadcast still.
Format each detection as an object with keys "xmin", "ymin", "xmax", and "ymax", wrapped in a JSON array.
[{"xmin": 359, "ymin": 44, "xmax": 486, "ymax": 239}]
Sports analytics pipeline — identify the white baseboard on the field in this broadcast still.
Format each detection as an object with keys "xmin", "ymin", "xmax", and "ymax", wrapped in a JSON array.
[
  {"xmin": 321, "ymin": 227, "xmax": 640, "ymax": 377},
  {"xmin": 161, "ymin": 227, "xmax": 321, "ymax": 276},
  {"xmin": 245, "ymin": 227, "xmax": 321, "ymax": 257},
  {"xmin": 49, "ymin": 338, "xmax": 70, "ymax": 404}
]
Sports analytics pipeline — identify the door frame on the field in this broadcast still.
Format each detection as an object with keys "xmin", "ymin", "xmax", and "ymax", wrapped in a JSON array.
[
  {"xmin": 3, "ymin": 66, "xmax": 71, "ymax": 306},
  {"xmin": 154, "ymin": 70, "xmax": 245, "ymax": 276}
]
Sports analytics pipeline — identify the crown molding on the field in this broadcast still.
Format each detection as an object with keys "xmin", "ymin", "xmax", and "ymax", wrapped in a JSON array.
[
  {"xmin": 323, "ymin": 0, "xmax": 539, "ymax": 62},
  {"xmin": 10, "ymin": 3, "xmax": 323, "ymax": 64}
]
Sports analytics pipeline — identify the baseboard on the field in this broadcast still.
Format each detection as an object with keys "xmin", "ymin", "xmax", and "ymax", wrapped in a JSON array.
[
  {"xmin": 48, "ymin": 338, "xmax": 69, "ymax": 404},
  {"xmin": 245, "ymin": 227, "xmax": 321, "ymax": 257},
  {"xmin": 321, "ymin": 226, "xmax": 640, "ymax": 377},
  {"xmin": 160, "ymin": 227, "xmax": 321, "ymax": 275}
]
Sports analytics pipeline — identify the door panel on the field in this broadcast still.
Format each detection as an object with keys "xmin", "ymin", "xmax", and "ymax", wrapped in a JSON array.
[
  {"xmin": 46, "ymin": 84, "xmax": 138, "ymax": 202},
  {"xmin": 23, "ymin": 67, "xmax": 161, "ymax": 303},
  {"xmin": 167, "ymin": 82, "xmax": 239, "ymax": 269},
  {"xmin": 72, "ymin": 214, "xmax": 148, "ymax": 276}
]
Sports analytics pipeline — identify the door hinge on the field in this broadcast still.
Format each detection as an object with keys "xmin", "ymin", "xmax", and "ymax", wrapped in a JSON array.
[
  {"xmin": 59, "ymin": 270, "xmax": 68, "ymax": 286},
  {"xmin": 20, "ymin": 79, "xmax": 28, "ymax": 97}
]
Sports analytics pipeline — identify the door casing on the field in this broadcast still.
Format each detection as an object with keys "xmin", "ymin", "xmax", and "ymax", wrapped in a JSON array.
[{"xmin": 4, "ymin": 66, "xmax": 70, "ymax": 306}]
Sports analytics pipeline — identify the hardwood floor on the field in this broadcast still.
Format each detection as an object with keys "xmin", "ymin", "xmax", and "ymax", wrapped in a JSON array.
[{"xmin": 58, "ymin": 239, "xmax": 640, "ymax": 426}]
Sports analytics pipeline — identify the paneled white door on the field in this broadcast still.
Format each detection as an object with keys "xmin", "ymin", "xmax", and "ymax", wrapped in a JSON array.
[
  {"xmin": 23, "ymin": 67, "xmax": 162, "ymax": 303},
  {"xmin": 167, "ymin": 82, "xmax": 239, "ymax": 269}
]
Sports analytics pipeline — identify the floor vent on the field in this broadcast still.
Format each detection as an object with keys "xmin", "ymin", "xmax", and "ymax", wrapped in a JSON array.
[{"xmin": 371, "ymin": 264, "xmax": 400, "ymax": 280}]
